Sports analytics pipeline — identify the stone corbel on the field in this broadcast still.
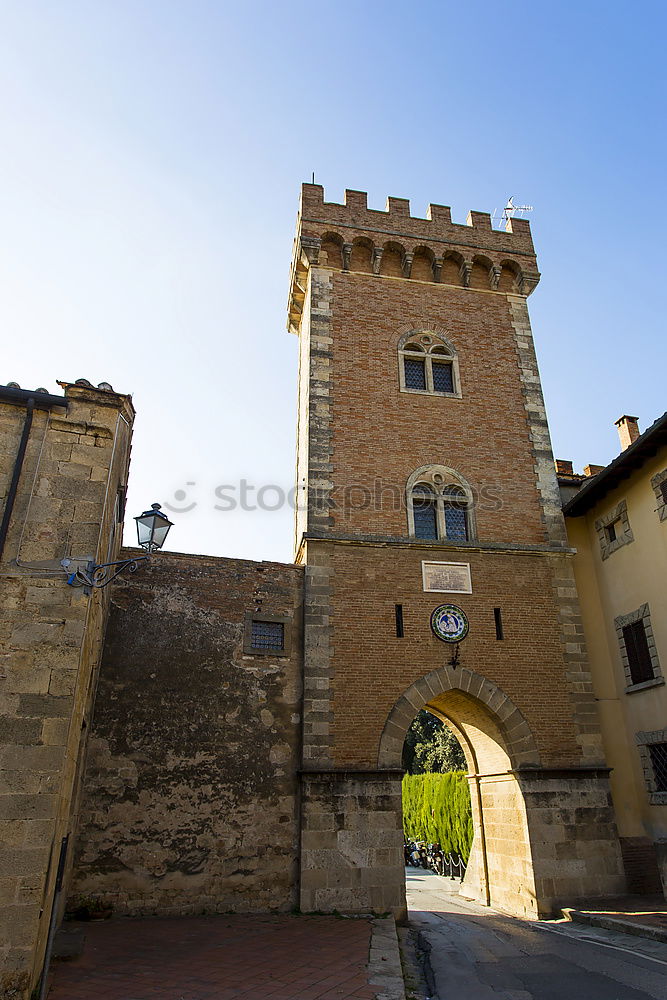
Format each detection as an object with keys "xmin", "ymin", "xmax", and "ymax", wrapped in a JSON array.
[
  {"xmin": 460, "ymin": 260, "xmax": 472, "ymax": 288},
  {"xmin": 372, "ymin": 247, "xmax": 384, "ymax": 275},
  {"xmin": 490, "ymin": 265, "xmax": 501, "ymax": 290},
  {"xmin": 432, "ymin": 258, "xmax": 443, "ymax": 283},
  {"xmin": 402, "ymin": 252, "xmax": 414, "ymax": 279},
  {"xmin": 300, "ymin": 236, "xmax": 321, "ymax": 267},
  {"xmin": 342, "ymin": 243, "xmax": 353, "ymax": 271},
  {"xmin": 520, "ymin": 270, "xmax": 541, "ymax": 296}
]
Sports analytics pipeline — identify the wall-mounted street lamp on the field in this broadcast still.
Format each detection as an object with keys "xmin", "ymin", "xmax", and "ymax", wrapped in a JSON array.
[
  {"xmin": 62, "ymin": 503, "xmax": 173, "ymax": 592},
  {"xmin": 134, "ymin": 503, "xmax": 174, "ymax": 553}
]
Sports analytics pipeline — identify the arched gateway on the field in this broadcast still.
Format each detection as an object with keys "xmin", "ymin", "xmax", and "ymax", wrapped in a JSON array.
[
  {"xmin": 292, "ymin": 184, "xmax": 625, "ymax": 920},
  {"xmin": 379, "ymin": 667, "xmax": 540, "ymax": 917}
]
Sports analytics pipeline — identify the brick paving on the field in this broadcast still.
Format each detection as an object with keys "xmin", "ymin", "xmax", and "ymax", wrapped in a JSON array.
[{"xmin": 48, "ymin": 914, "xmax": 379, "ymax": 999}]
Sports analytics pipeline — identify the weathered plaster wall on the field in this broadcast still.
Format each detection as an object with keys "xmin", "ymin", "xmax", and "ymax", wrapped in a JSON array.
[{"xmin": 69, "ymin": 550, "xmax": 304, "ymax": 915}]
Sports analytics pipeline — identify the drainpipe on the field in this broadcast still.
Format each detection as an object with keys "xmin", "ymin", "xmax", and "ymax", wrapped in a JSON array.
[
  {"xmin": 0, "ymin": 386, "xmax": 67, "ymax": 562},
  {"xmin": 0, "ymin": 396, "xmax": 34, "ymax": 561}
]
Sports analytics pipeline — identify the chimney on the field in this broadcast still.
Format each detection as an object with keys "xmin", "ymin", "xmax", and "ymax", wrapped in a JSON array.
[
  {"xmin": 583, "ymin": 464, "xmax": 605, "ymax": 477},
  {"xmin": 615, "ymin": 415, "xmax": 640, "ymax": 451},
  {"xmin": 555, "ymin": 459, "xmax": 574, "ymax": 476}
]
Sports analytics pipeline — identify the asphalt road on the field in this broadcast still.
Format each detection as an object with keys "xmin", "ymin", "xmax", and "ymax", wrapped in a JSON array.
[{"xmin": 406, "ymin": 868, "xmax": 667, "ymax": 1000}]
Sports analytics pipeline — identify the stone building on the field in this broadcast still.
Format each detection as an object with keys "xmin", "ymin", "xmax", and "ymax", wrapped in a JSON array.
[
  {"xmin": 558, "ymin": 412, "xmax": 667, "ymax": 896},
  {"xmin": 0, "ymin": 184, "xmax": 637, "ymax": 998},
  {"xmin": 0, "ymin": 380, "xmax": 133, "ymax": 998}
]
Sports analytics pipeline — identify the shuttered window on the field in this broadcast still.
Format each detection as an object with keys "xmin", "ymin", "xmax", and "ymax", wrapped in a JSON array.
[{"xmin": 623, "ymin": 621, "xmax": 654, "ymax": 684}]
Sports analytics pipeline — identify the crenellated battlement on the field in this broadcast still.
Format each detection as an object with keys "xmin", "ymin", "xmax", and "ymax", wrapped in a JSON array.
[
  {"xmin": 288, "ymin": 183, "xmax": 540, "ymax": 333},
  {"xmin": 300, "ymin": 184, "xmax": 535, "ymax": 252}
]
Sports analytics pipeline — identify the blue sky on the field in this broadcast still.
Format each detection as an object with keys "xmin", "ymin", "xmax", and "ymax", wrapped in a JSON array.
[{"xmin": 2, "ymin": 1, "xmax": 665, "ymax": 562}]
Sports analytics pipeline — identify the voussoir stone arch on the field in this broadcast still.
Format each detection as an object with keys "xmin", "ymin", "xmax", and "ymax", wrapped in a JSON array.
[
  {"xmin": 377, "ymin": 664, "xmax": 542, "ymax": 770},
  {"xmin": 397, "ymin": 327, "xmax": 458, "ymax": 356}
]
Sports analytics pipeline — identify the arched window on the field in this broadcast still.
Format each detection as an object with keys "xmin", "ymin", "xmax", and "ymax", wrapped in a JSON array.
[
  {"xmin": 407, "ymin": 467, "xmax": 474, "ymax": 541},
  {"xmin": 398, "ymin": 331, "xmax": 460, "ymax": 397}
]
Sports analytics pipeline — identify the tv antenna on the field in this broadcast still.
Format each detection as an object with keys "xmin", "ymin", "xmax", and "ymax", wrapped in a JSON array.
[
  {"xmin": 492, "ymin": 197, "xmax": 534, "ymax": 229},
  {"xmin": 502, "ymin": 196, "xmax": 533, "ymax": 221}
]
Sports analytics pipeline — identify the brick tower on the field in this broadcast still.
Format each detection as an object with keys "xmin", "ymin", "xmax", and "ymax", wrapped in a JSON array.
[{"xmin": 288, "ymin": 184, "xmax": 625, "ymax": 919}]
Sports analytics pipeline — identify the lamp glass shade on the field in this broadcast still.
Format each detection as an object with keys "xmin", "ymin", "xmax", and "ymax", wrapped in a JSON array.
[{"xmin": 134, "ymin": 503, "xmax": 173, "ymax": 552}]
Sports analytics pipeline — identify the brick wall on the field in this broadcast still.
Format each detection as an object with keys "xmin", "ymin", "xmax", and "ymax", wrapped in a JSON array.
[
  {"xmin": 323, "ymin": 541, "xmax": 582, "ymax": 768},
  {"xmin": 69, "ymin": 550, "xmax": 304, "ymax": 916},
  {"xmin": 325, "ymin": 272, "xmax": 548, "ymax": 545}
]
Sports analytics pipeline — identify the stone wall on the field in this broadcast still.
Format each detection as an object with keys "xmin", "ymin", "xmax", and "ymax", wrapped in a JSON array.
[
  {"xmin": 299, "ymin": 771, "xmax": 405, "ymax": 920},
  {"xmin": 0, "ymin": 381, "xmax": 133, "ymax": 999},
  {"xmin": 69, "ymin": 550, "xmax": 304, "ymax": 916}
]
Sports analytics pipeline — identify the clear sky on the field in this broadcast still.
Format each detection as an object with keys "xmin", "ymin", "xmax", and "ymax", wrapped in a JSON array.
[{"xmin": 2, "ymin": 1, "xmax": 665, "ymax": 562}]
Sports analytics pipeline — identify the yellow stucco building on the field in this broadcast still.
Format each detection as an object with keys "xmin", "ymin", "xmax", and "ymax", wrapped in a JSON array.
[{"xmin": 561, "ymin": 413, "xmax": 667, "ymax": 897}]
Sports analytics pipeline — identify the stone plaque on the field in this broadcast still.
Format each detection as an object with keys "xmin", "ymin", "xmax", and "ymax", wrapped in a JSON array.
[{"xmin": 422, "ymin": 561, "xmax": 472, "ymax": 594}]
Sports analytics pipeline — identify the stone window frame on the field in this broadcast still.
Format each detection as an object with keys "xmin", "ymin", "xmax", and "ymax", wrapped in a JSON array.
[
  {"xmin": 650, "ymin": 468, "xmax": 667, "ymax": 523},
  {"xmin": 243, "ymin": 611, "xmax": 292, "ymax": 657},
  {"xmin": 397, "ymin": 330, "xmax": 462, "ymax": 399},
  {"xmin": 615, "ymin": 603, "xmax": 663, "ymax": 692},
  {"xmin": 594, "ymin": 499, "xmax": 633, "ymax": 560},
  {"xmin": 406, "ymin": 465, "xmax": 476, "ymax": 542},
  {"xmin": 635, "ymin": 729, "xmax": 667, "ymax": 805}
]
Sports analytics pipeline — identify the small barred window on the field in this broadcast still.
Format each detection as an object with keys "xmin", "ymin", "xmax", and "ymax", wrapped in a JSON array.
[
  {"xmin": 648, "ymin": 743, "xmax": 667, "ymax": 793},
  {"xmin": 251, "ymin": 620, "xmax": 284, "ymax": 651}
]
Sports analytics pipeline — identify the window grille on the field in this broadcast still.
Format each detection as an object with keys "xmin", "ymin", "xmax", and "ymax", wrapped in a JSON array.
[
  {"xmin": 432, "ymin": 362, "xmax": 454, "ymax": 393},
  {"xmin": 623, "ymin": 621, "xmax": 654, "ymax": 684},
  {"xmin": 413, "ymin": 498, "xmax": 438, "ymax": 539},
  {"xmin": 444, "ymin": 504, "xmax": 468, "ymax": 540},
  {"xmin": 606, "ymin": 521, "xmax": 617, "ymax": 543},
  {"xmin": 250, "ymin": 620, "xmax": 284, "ymax": 651},
  {"xmin": 661, "ymin": 480, "xmax": 667, "ymax": 506},
  {"xmin": 648, "ymin": 743, "xmax": 667, "ymax": 792},
  {"xmin": 404, "ymin": 358, "xmax": 426, "ymax": 390}
]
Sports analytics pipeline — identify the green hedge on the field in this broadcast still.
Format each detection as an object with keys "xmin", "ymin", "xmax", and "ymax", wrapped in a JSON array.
[{"xmin": 402, "ymin": 771, "xmax": 473, "ymax": 861}]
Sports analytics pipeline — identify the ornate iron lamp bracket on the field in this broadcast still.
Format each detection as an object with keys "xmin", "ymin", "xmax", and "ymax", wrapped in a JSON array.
[{"xmin": 62, "ymin": 555, "xmax": 149, "ymax": 592}]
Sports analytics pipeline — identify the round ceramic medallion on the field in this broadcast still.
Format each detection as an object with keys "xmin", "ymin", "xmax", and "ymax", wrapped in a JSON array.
[{"xmin": 430, "ymin": 604, "xmax": 469, "ymax": 643}]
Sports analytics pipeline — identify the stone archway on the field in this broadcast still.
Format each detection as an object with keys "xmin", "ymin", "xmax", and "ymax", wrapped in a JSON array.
[
  {"xmin": 382, "ymin": 666, "xmax": 542, "ymax": 918},
  {"xmin": 378, "ymin": 664, "xmax": 541, "ymax": 769}
]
